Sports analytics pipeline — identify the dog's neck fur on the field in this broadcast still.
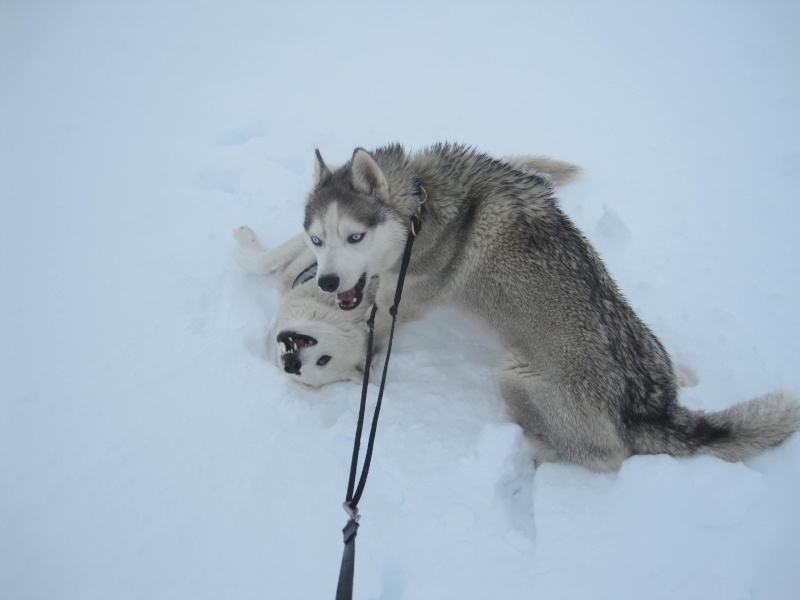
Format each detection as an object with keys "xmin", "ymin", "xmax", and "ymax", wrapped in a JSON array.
[{"xmin": 363, "ymin": 144, "xmax": 422, "ymax": 218}]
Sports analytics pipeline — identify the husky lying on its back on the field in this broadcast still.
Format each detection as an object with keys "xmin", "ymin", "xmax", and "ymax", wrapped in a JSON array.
[
  {"xmin": 303, "ymin": 143, "xmax": 800, "ymax": 470},
  {"xmin": 235, "ymin": 155, "xmax": 581, "ymax": 387}
]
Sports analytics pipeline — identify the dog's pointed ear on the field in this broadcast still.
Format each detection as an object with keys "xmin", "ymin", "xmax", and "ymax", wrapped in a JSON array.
[
  {"xmin": 351, "ymin": 148, "xmax": 389, "ymax": 201},
  {"xmin": 314, "ymin": 149, "xmax": 332, "ymax": 186}
]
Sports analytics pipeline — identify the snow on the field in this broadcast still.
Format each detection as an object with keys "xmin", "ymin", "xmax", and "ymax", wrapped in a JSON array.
[{"xmin": 2, "ymin": 1, "xmax": 799, "ymax": 598}]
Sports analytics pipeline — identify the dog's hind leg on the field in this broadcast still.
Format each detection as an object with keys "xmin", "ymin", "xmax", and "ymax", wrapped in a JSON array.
[{"xmin": 495, "ymin": 354, "xmax": 629, "ymax": 472}]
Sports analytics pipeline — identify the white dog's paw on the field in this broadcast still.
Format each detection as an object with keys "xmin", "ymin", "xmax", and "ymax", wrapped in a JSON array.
[{"xmin": 232, "ymin": 225, "xmax": 261, "ymax": 249}]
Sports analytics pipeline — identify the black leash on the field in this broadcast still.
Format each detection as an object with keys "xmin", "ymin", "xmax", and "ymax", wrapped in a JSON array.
[{"xmin": 335, "ymin": 188, "xmax": 425, "ymax": 600}]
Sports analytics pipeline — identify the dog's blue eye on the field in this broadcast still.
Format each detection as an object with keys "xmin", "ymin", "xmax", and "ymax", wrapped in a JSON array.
[
  {"xmin": 348, "ymin": 233, "xmax": 364, "ymax": 243},
  {"xmin": 310, "ymin": 236, "xmax": 322, "ymax": 246},
  {"xmin": 317, "ymin": 355, "xmax": 331, "ymax": 366}
]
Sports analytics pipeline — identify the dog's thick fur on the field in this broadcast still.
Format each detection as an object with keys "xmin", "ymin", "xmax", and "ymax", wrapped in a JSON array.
[
  {"xmin": 235, "ymin": 155, "xmax": 580, "ymax": 388},
  {"xmin": 304, "ymin": 143, "xmax": 800, "ymax": 471}
]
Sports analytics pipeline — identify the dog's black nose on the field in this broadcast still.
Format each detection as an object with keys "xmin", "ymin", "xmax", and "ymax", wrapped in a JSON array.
[
  {"xmin": 283, "ymin": 354, "xmax": 302, "ymax": 374},
  {"xmin": 318, "ymin": 274, "xmax": 340, "ymax": 293}
]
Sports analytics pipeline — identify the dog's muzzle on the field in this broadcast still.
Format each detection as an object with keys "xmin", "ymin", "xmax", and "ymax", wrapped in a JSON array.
[
  {"xmin": 283, "ymin": 353, "xmax": 302, "ymax": 374},
  {"xmin": 277, "ymin": 330, "xmax": 318, "ymax": 375},
  {"xmin": 335, "ymin": 274, "xmax": 367, "ymax": 311},
  {"xmin": 318, "ymin": 274, "xmax": 340, "ymax": 293}
]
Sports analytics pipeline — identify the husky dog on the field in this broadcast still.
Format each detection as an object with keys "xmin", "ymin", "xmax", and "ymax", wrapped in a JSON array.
[
  {"xmin": 304, "ymin": 143, "xmax": 800, "ymax": 471},
  {"xmin": 236, "ymin": 155, "xmax": 580, "ymax": 388}
]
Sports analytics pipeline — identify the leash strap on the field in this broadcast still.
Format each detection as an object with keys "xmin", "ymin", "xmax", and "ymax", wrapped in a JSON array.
[
  {"xmin": 335, "ymin": 211, "xmax": 422, "ymax": 600},
  {"xmin": 335, "ymin": 518, "xmax": 359, "ymax": 600},
  {"xmin": 344, "ymin": 303, "xmax": 379, "ymax": 511}
]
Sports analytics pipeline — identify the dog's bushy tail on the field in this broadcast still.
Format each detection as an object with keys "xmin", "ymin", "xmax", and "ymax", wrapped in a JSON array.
[
  {"xmin": 503, "ymin": 155, "xmax": 583, "ymax": 186},
  {"xmin": 664, "ymin": 392, "xmax": 800, "ymax": 462}
]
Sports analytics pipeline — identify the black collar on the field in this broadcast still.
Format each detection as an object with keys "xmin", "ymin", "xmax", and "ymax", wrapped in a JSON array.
[{"xmin": 292, "ymin": 263, "xmax": 318, "ymax": 289}]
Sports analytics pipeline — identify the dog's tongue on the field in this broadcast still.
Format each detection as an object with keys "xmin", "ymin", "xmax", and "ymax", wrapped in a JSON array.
[{"xmin": 338, "ymin": 287, "xmax": 357, "ymax": 305}]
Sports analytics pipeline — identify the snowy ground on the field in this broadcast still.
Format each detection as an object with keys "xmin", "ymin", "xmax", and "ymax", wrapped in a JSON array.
[{"xmin": 2, "ymin": 2, "xmax": 799, "ymax": 599}]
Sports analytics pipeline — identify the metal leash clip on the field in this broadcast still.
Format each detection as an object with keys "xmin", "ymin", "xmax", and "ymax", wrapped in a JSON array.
[
  {"xmin": 411, "ymin": 185, "xmax": 427, "ymax": 237},
  {"xmin": 342, "ymin": 501, "xmax": 360, "ymax": 522}
]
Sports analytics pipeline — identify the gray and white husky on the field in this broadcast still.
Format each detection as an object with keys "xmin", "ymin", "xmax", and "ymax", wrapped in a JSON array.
[
  {"xmin": 235, "ymin": 155, "xmax": 579, "ymax": 388},
  {"xmin": 304, "ymin": 143, "xmax": 800, "ymax": 471}
]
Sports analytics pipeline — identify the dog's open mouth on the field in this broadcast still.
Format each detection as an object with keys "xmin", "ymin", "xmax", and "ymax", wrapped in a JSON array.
[
  {"xmin": 337, "ymin": 273, "xmax": 367, "ymax": 311},
  {"xmin": 277, "ymin": 330, "xmax": 318, "ymax": 356}
]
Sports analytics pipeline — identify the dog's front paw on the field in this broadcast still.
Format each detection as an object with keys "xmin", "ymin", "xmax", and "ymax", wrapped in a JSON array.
[{"xmin": 233, "ymin": 225, "xmax": 260, "ymax": 249}]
